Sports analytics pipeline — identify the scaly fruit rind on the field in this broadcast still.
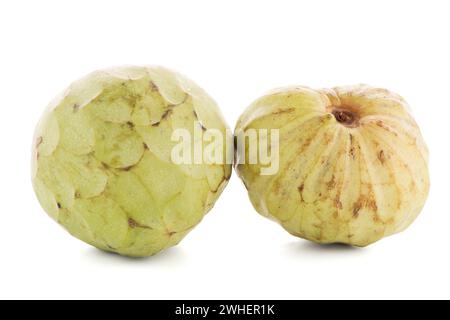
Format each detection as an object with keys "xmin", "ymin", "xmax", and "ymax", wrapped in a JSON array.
[{"xmin": 32, "ymin": 66, "xmax": 232, "ymax": 257}]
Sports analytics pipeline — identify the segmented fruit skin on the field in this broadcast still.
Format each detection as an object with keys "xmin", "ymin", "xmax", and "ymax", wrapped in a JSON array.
[
  {"xmin": 32, "ymin": 66, "xmax": 232, "ymax": 257},
  {"xmin": 236, "ymin": 85, "xmax": 429, "ymax": 247}
]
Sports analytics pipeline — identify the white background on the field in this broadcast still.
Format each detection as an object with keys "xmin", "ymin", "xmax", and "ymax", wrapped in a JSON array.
[{"xmin": 0, "ymin": 0, "xmax": 449, "ymax": 300}]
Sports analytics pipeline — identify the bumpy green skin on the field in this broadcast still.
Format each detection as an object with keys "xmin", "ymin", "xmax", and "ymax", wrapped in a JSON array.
[{"xmin": 32, "ymin": 66, "xmax": 232, "ymax": 257}]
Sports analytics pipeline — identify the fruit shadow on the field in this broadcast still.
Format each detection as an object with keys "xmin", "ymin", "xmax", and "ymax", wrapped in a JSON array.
[
  {"xmin": 82, "ymin": 246, "xmax": 188, "ymax": 265},
  {"xmin": 286, "ymin": 240, "xmax": 367, "ymax": 257}
]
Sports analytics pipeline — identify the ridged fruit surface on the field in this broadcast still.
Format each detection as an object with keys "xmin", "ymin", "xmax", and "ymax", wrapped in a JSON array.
[
  {"xmin": 32, "ymin": 66, "xmax": 231, "ymax": 257},
  {"xmin": 236, "ymin": 85, "xmax": 429, "ymax": 246}
]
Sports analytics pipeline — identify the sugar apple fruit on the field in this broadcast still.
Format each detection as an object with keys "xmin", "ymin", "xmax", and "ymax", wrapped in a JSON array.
[
  {"xmin": 235, "ymin": 85, "xmax": 430, "ymax": 247},
  {"xmin": 32, "ymin": 66, "xmax": 232, "ymax": 257}
]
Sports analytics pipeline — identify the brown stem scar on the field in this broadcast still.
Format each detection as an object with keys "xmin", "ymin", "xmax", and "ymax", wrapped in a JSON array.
[{"xmin": 332, "ymin": 108, "xmax": 360, "ymax": 128}]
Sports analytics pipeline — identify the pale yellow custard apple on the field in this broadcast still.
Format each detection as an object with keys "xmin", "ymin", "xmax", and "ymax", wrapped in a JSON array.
[{"xmin": 235, "ymin": 85, "xmax": 429, "ymax": 247}]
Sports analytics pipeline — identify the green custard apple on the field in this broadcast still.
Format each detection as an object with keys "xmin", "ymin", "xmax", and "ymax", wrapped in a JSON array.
[{"xmin": 32, "ymin": 66, "xmax": 232, "ymax": 257}]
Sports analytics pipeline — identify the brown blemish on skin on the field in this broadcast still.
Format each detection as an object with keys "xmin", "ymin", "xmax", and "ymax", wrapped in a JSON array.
[
  {"xmin": 209, "ymin": 175, "xmax": 229, "ymax": 194},
  {"xmin": 126, "ymin": 121, "xmax": 135, "ymax": 129},
  {"xmin": 272, "ymin": 108, "xmax": 295, "ymax": 115},
  {"xmin": 193, "ymin": 110, "xmax": 207, "ymax": 131},
  {"xmin": 368, "ymin": 199, "xmax": 378, "ymax": 212},
  {"xmin": 327, "ymin": 175, "xmax": 336, "ymax": 189},
  {"xmin": 299, "ymin": 137, "xmax": 313, "ymax": 154},
  {"xmin": 149, "ymin": 81, "xmax": 159, "ymax": 92},
  {"xmin": 373, "ymin": 215, "xmax": 382, "ymax": 223},
  {"xmin": 349, "ymin": 134, "xmax": 356, "ymax": 159},
  {"xmin": 73, "ymin": 104, "xmax": 80, "ymax": 113},
  {"xmin": 120, "ymin": 165, "xmax": 134, "ymax": 172},
  {"xmin": 75, "ymin": 191, "xmax": 81, "ymax": 199},
  {"xmin": 353, "ymin": 195, "xmax": 378, "ymax": 218},
  {"xmin": 57, "ymin": 203, "xmax": 62, "ymax": 209},
  {"xmin": 349, "ymin": 147, "xmax": 356, "ymax": 158},
  {"xmin": 152, "ymin": 109, "xmax": 174, "ymax": 127},
  {"xmin": 101, "ymin": 162, "xmax": 109, "ymax": 170},
  {"xmin": 378, "ymin": 150, "xmax": 386, "ymax": 164},
  {"xmin": 353, "ymin": 200, "xmax": 363, "ymax": 218},
  {"xmin": 128, "ymin": 218, "xmax": 138, "ymax": 228},
  {"xmin": 128, "ymin": 218, "xmax": 152, "ymax": 230},
  {"xmin": 375, "ymin": 121, "xmax": 399, "ymax": 137},
  {"xmin": 162, "ymin": 109, "xmax": 172, "ymax": 120},
  {"xmin": 298, "ymin": 184, "xmax": 305, "ymax": 202}
]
